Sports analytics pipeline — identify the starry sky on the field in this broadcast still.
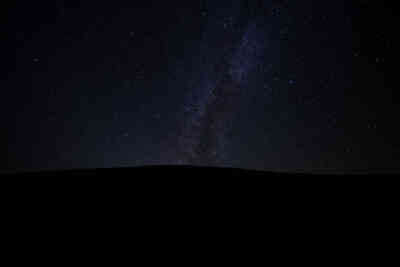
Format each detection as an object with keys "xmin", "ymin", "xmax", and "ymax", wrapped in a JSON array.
[{"xmin": 3, "ymin": 0, "xmax": 399, "ymax": 173}]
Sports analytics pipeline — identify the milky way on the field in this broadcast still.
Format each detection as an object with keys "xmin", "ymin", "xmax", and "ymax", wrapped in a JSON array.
[
  {"xmin": 5, "ymin": 1, "xmax": 397, "ymax": 173},
  {"xmin": 176, "ymin": 17, "xmax": 267, "ymax": 166}
]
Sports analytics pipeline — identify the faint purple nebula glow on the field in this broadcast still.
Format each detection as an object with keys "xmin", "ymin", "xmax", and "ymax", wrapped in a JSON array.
[{"xmin": 176, "ymin": 18, "xmax": 267, "ymax": 165}]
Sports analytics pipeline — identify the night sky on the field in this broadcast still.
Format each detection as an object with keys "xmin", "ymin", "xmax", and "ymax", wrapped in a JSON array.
[{"xmin": 3, "ymin": 0, "xmax": 399, "ymax": 173}]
